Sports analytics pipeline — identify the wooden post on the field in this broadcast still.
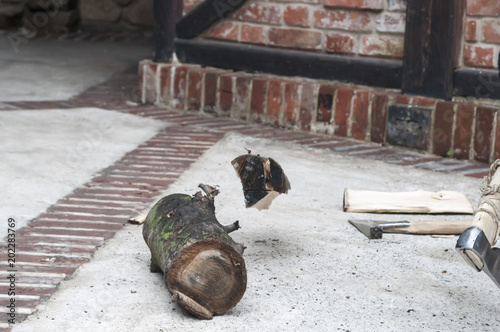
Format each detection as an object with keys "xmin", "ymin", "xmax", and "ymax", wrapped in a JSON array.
[
  {"xmin": 176, "ymin": 0, "xmax": 248, "ymax": 39},
  {"xmin": 153, "ymin": 0, "xmax": 183, "ymax": 62},
  {"xmin": 402, "ymin": 0, "xmax": 465, "ymax": 100}
]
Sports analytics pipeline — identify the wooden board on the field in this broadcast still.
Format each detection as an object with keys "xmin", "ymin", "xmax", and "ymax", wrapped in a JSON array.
[
  {"xmin": 153, "ymin": 0, "xmax": 183, "ymax": 62},
  {"xmin": 402, "ymin": 0, "xmax": 465, "ymax": 100},
  {"xmin": 343, "ymin": 189, "xmax": 473, "ymax": 214},
  {"xmin": 454, "ymin": 68, "xmax": 500, "ymax": 101}
]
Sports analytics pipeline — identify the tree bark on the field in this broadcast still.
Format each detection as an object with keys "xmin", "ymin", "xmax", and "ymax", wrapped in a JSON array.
[{"xmin": 142, "ymin": 186, "xmax": 246, "ymax": 319}]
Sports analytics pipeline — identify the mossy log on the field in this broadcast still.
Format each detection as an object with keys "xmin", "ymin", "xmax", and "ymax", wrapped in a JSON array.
[{"xmin": 142, "ymin": 184, "xmax": 246, "ymax": 320}]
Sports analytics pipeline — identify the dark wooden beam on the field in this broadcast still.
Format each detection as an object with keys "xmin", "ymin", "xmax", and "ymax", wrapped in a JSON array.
[
  {"xmin": 402, "ymin": 0, "xmax": 465, "ymax": 100},
  {"xmin": 153, "ymin": 0, "xmax": 183, "ymax": 62},
  {"xmin": 174, "ymin": 39, "xmax": 403, "ymax": 89},
  {"xmin": 454, "ymin": 69, "xmax": 500, "ymax": 100},
  {"xmin": 176, "ymin": 0, "xmax": 248, "ymax": 39}
]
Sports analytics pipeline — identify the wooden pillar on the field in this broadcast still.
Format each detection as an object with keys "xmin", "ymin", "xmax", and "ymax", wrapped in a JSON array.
[
  {"xmin": 402, "ymin": 0, "xmax": 465, "ymax": 100},
  {"xmin": 153, "ymin": 0, "xmax": 183, "ymax": 62}
]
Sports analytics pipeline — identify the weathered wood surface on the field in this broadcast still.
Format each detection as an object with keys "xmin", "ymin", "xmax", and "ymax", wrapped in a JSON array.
[
  {"xmin": 153, "ymin": 0, "xmax": 183, "ymax": 62},
  {"xmin": 343, "ymin": 189, "xmax": 474, "ymax": 214},
  {"xmin": 142, "ymin": 186, "xmax": 246, "ymax": 319},
  {"xmin": 454, "ymin": 68, "xmax": 500, "ymax": 101},
  {"xmin": 402, "ymin": 0, "xmax": 465, "ymax": 99}
]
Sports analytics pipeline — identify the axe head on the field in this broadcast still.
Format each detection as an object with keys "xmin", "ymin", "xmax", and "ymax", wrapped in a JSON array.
[
  {"xmin": 349, "ymin": 219, "xmax": 384, "ymax": 239},
  {"xmin": 456, "ymin": 227, "xmax": 500, "ymax": 289},
  {"xmin": 348, "ymin": 219, "xmax": 410, "ymax": 239}
]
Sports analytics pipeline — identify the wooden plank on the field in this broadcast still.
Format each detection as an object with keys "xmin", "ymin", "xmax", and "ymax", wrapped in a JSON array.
[
  {"xmin": 454, "ymin": 68, "xmax": 500, "ymax": 100},
  {"xmin": 175, "ymin": 38, "xmax": 403, "ymax": 89},
  {"xmin": 153, "ymin": 0, "xmax": 183, "ymax": 62},
  {"xmin": 402, "ymin": 0, "xmax": 465, "ymax": 100},
  {"xmin": 343, "ymin": 189, "xmax": 473, "ymax": 214},
  {"xmin": 176, "ymin": 0, "xmax": 248, "ymax": 39}
]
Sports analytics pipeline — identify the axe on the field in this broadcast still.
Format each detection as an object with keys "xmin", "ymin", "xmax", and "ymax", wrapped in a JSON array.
[
  {"xmin": 456, "ymin": 160, "xmax": 500, "ymax": 289},
  {"xmin": 349, "ymin": 219, "xmax": 472, "ymax": 240}
]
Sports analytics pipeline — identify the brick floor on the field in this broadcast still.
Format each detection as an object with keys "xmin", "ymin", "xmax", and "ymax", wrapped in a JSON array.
[{"xmin": 0, "ymin": 65, "xmax": 490, "ymax": 331}]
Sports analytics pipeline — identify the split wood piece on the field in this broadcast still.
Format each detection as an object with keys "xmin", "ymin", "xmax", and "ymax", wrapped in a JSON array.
[
  {"xmin": 343, "ymin": 189, "xmax": 474, "ymax": 214},
  {"xmin": 142, "ymin": 184, "xmax": 246, "ymax": 320},
  {"xmin": 231, "ymin": 152, "xmax": 291, "ymax": 210},
  {"xmin": 128, "ymin": 213, "xmax": 146, "ymax": 225}
]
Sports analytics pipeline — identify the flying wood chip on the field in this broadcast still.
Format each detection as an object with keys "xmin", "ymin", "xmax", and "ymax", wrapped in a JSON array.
[{"xmin": 231, "ymin": 153, "xmax": 291, "ymax": 210}]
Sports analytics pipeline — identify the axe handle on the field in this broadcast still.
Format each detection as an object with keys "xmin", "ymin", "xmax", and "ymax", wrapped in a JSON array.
[{"xmin": 391, "ymin": 219, "xmax": 473, "ymax": 235}]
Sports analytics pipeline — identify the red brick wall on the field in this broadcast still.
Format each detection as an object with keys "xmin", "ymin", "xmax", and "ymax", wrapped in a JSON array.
[
  {"xmin": 464, "ymin": 0, "xmax": 500, "ymax": 69},
  {"xmin": 184, "ymin": 0, "xmax": 500, "ymax": 71},
  {"xmin": 188, "ymin": 0, "xmax": 407, "ymax": 60},
  {"xmin": 141, "ymin": 59, "xmax": 500, "ymax": 164}
]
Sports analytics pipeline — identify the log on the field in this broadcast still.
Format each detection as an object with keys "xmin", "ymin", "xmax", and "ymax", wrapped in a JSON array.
[
  {"xmin": 343, "ymin": 189, "xmax": 473, "ymax": 214},
  {"xmin": 142, "ymin": 184, "xmax": 246, "ymax": 319}
]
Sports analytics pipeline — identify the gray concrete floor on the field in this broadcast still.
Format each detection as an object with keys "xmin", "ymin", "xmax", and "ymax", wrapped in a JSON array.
[
  {"xmin": 10, "ymin": 133, "xmax": 500, "ymax": 332},
  {"xmin": 0, "ymin": 108, "xmax": 165, "ymax": 240},
  {"xmin": 0, "ymin": 32, "xmax": 152, "ymax": 101},
  {"xmin": 2, "ymin": 34, "xmax": 499, "ymax": 332}
]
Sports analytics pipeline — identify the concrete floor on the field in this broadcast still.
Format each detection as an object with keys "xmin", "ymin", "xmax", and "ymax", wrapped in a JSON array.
[
  {"xmin": 0, "ymin": 108, "xmax": 165, "ymax": 240},
  {"xmin": 11, "ymin": 132, "xmax": 500, "ymax": 332},
  {"xmin": 1, "ymin": 33, "xmax": 499, "ymax": 332},
  {"xmin": 0, "ymin": 32, "xmax": 152, "ymax": 101}
]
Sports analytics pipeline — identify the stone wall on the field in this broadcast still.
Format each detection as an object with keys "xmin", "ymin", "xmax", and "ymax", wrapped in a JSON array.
[
  {"xmin": 0, "ymin": 1, "xmax": 26, "ymax": 29},
  {"xmin": 0, "ymin": 0, "xmax": 153, "ymax": 33},
  {"xmin": 79, "ymin": 0, "xmax": 153, "ymax": 32}
]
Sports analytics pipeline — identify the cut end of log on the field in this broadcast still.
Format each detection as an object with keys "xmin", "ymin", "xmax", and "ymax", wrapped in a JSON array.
[
  {"xmin": 343, "ymin": 188, "xmax": 349, "ymax": 212},
  {"xmin": 167, "ymin": 238, "xmax": 247, "ymax": 317}
]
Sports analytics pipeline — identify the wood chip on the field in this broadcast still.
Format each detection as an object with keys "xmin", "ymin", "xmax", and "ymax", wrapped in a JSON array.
[{"xmin": 128, "ymin": 213, "xmax": 146, "ymax": 224}]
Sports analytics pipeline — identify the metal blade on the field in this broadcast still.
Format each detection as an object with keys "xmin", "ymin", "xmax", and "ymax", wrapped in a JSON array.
[
  {"xmin": 348, "ymin": 219, "xmax": 410, "ymax": 239},
  {"xmin": 349, "ymin": 219, "xmax": 380, "ymax": 239},
  {"xmin": 456, "ymin": 227, "xmax": 500, "ymax": 289}
]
